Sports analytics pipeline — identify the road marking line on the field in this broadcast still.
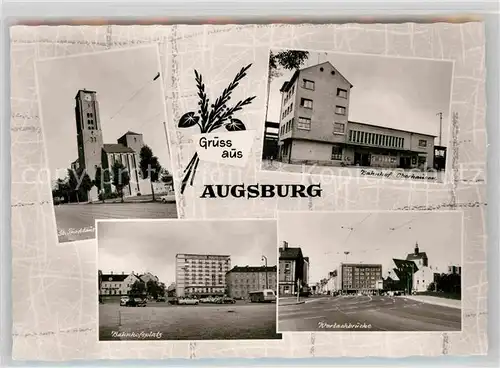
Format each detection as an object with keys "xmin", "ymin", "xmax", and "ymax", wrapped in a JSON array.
[
  {"xmin": 305, "ymin": 298, "xmax": 326, "ymax": 304},
  {"xmin": 304, "ymin": 315, "xmax": 325, "ymax": 320}
]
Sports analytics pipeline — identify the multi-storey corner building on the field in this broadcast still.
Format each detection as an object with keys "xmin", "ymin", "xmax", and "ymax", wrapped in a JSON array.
[
  {"xmin": 225, "ymin": 265, "xmax": 277, "ymax": 299},
  {"xmin": 175, "ymin": 253, "xmax": 231, "ymax": 298},
  {"xmin": 278, "ymin": 241, "xmax": 308, "ymax": 295},
  {"xmin": 277, "ymin": 61, "xmax": 438, "ymax": 170}
]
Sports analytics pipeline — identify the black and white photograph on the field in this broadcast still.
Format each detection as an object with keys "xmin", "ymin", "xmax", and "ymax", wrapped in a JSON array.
[
  {"xmin": 97, "ymin": 219, "xmax": 281, "ymax": 341},
  {"xmin": 277, "ymin": 211, "xmax": 462, "ymax": 332},
  {"xmin": 262, "ymin": 49, "xmax": 453, "ymax": 182},
  {"xmin": 35, "ymin": 45, "xmax": 176, "ymax": 244}
]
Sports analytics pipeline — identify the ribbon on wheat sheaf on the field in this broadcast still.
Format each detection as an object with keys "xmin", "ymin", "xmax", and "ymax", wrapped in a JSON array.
[{"xmin": 178, "ymin": 64, "xmax": 256, "ymax": 194}]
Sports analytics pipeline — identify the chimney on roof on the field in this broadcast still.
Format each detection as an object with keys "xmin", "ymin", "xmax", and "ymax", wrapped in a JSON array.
[
  {"xmin": 283, "ymin": 241, "xmax": 288, "ymax": 249},
  {"xmin": 414, "ymin": 242, "xmax": 419, "ymax": 255},
  {"xmin": 122, "ymin": 272, "xmax": 124, "ymax": 275},
  {"xmin": 110, "ymin": 271, "xmax": 113, "ymax": 275}
]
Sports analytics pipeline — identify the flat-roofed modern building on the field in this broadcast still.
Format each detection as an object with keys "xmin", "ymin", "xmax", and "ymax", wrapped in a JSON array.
[
  {"xmin": 225, "ymin": 265, "xmax": 277, "ymax": 299},
  {"xmin": 277, "ymin": 61, "xmax": 438, "ymax": 170},
  {"xmin": 334, "ymin": 263, "xmax": 383, "ymax": 294},
  {"xmin": 175, "ymin": 253, "xmax": 231, "ymax": 298}
]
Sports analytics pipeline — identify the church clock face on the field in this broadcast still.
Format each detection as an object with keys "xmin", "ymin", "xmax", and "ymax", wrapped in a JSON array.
[{"xmin": 84, "ymin": 94, "xmax": 92, "ymax": 102}]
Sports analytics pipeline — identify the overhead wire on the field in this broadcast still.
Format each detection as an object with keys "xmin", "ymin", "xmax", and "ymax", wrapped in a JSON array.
[{"xmin": 107, "ymin": 72, "xmax": 160, "ymax": 122}]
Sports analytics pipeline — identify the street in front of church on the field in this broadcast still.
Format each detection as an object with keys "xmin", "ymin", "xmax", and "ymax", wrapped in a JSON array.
[{"xmin": 55, "ymin": 199, "xmax": 178, "ymax": 243}]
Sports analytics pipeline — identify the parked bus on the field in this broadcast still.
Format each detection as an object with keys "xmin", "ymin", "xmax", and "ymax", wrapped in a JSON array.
[{"xmin": 249, "ymin": 289, "xmax": 276, "ymax": 303}]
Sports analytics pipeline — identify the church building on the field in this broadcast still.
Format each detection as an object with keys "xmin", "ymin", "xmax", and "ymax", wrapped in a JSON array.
[
  {"xmin": 71, "ymin": 89, "xmax": 156, "ymax": 201},
  {"xmin": 405, "ymin": 242, "xmax": 435, "ymax": 292}
]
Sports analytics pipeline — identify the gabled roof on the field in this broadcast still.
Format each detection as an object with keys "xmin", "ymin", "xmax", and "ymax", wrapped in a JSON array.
[
  {"xmin": 406, "ymin": 252, "xmax": 429, "ymax": 261},
  {"xmin": 279, "ymin": 246, "xmax": 303, "ymax": 260},
  {"xmin": 227, "ymin": 265, "xmax": 277, "ymax": 273},
  {"xmin": 138, "ymin": 273, "xmax": 159, "ymax": 282},
  {"xmin": 103, "ymin": 143, "xmax": 135, "ymax": 154},
  {"xmin": 101, "ymin": 273, "xmax": 132, "ymax": 282},
  {"xmin": 281, "ymin": 61, "xmax": 353, "ymax": 93},
  {"xmin": 118, "ymin": 131, "xmax": 142, "ymax": 141},
  {"xmin": 392, "ymin": 259, "xmax": 419, "ymax": 272},
  {"xmin": 384, "ymin": 275, "xmax": 400, "ymax": 282},
  {"xmin": 386, "ymin": 274, "xmax": 401, "ymax": 282}
]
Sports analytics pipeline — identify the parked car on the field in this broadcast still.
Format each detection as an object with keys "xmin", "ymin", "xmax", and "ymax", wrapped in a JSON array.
[
  {"xmin": 157, "ymin": 296, "xmax": 166, "ymax": 302},
  {"xmin": 168, "ymin": 297, "xmax": 179, "ymax": 305},
  {"xmin": 127, "ymin": 297, "xmax": 147, "ymax": 307},
  {"xmin": 387, "ymin": 290, "xmax": 403, "ymax": 297},
  {"xmin": 199, "ymin": 297, "xmax": 211, "ymax": 303},
  {"xmin": 160, "ymin": 194, "xmax": 176, "ymax": 203},
  {"xmin": 178, "ymin": 298, "xmax": 199, "ymax": 305},
  {"xmin": 120, "ymin": 296, "xmax": 130, "ymax": 306},
  {"xmin": 221, "ymin": 297, "xmax": 236, "ymax": 304}
]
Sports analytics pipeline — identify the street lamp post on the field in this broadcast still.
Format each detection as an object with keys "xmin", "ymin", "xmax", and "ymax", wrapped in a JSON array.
[
  {"xmin": 296, "ymin": 279, "xmax": 301, "ymax": 303},
  {"xmin": 344, "ymin": 251, "xmax": 350, "ymax": 261},
  {"xmin": 261, "ymin": 255, "xmax": 268, "ymax": 289}
]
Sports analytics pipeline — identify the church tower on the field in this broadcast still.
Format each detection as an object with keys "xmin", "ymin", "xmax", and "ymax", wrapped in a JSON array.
[{"xmin": 75, "ymin": 89, "xmax": 104, "ymax": 191}]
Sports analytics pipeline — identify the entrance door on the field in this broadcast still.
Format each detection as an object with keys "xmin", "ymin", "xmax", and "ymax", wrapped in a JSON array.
[
  {"xmin": 354, "ymin": 152, "xmax": 361, "ymax": 166},
  {"xmin": 399, "ymin": 156, "xmax": 411, "ymax": 169},
  {"xmin": 361, "ymin": 153, "xmax": 371, "ymax": 166}
]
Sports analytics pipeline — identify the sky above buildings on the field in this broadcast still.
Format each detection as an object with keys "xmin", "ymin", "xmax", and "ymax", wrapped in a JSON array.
[
  {"xmin": 268, "ymin": 50, "xmax": 454, "ymax": 145},
  {"xmin": 98, "ymin": 219, "xmax": 277, "ymax": 285},
  {"xmin": 278, "ymin": 211, "xmax": 462, "ymax": 284},
  {"xmin": 36, "ymin": 44, "xmax": 170, "ymax": 180}
]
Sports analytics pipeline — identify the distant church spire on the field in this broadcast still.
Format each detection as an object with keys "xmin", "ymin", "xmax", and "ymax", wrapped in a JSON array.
[{"xmin": 414, "ymin": 242, "xmax": 419, "ymax": 255}]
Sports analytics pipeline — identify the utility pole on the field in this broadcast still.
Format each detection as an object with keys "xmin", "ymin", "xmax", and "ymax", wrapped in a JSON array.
[
  {"xmin": 163, "ymin": 121, "xmax": 170, "ymax": 154},
  {"xmin": 437, "ymin": 112, "xmax": 443, "ymax": 147},
  {"xmin": 297, "ymin": 279, "xmax": 301, "ymax": 303},
  {"xmin": 261, "ymin": 255, "xmax": 268, "ymax": 289}
]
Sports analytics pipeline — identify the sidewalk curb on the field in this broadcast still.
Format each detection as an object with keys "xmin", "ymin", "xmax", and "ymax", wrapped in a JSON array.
[
  {"xmin": 405, "ymin": 296, "xmax": 462, "ymax": 310},
  {"xmin": 279, "ymin": 301, "xmax": 305, "ymax": 306}
]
